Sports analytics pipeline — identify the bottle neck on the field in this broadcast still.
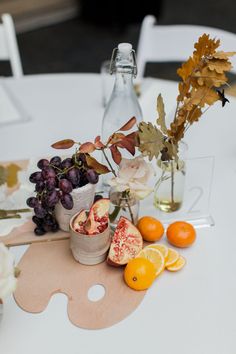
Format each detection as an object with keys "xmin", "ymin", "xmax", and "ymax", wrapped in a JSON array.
[{"xmin": 113, "ymin": 71, "xmax": 134, "ymax": 92}]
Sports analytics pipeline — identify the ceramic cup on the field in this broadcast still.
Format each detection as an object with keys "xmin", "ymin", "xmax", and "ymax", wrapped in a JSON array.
[{"xmin": 69, "ymin": 211, "xmax": 111, "ymax": 265}]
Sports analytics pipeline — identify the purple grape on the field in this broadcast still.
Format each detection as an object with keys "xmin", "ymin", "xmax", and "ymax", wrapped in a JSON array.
[
  {"xmin": 61, "ymin": 158, "xmax": 72, "ymax": 169},
  {"xmin": 34, "ymin": 205, "xmax": 47, "ymax": 218},
  {"xmin": 46, "ymin": 190, "xmax": 59, "ymax": 208},
  {"xmin": 86, "ymin": 169, "xmax": 99, "ymax": 184},
  {"xmin": 59, "ymin": 179, "xmax": 73, "ymax": 193},
  {"xmin": 26, "ymin": 197, "xmax": 39, "ymax": 208},
  {"xmin": 35, "ymin": 181, "xmax": 45, "ymax": 193},
  {"xmin": 34, "ymin": 227, "xmax": 46, "ymax": 236},
  {"xmin": 51, "ymin": 223, "xmax": 59, "ymax": 232},
  {"xmin": 45, "ymin": 177, "xmax": 57, "ymax": 191},
  {"xmin": 79, "ymin": 174, "xmax": 88, "ymax": 187},
  {"xmin": 37, "ymin": 159, "xmax": 50, "ymax": 170},
  {"xmin": 32, "ymin": 215, "xmax": 43, "ymax": 226},
  {"xmin": 44, "ymin": 213, "xmax": 55, "ymax": 226},
  {"xmin": 60, "ymin": 193, "xmax": 73, "ymax": 210},
  {"xmin": 50, "ymin": 156, "xmax": 61, "ymax": 168},
  {"xmin": 66, "ymin": 167, "xmax": 80, "ymax": 187},
  {"xmin": 42, "ymin": 167, "xmax": 56, "ymax": 180},
  {"xmin": 29, "ymin": 171, "xmax": 42, "ymax": 183}
]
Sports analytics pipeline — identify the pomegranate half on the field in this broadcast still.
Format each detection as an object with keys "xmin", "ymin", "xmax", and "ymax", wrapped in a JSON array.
[
  {"xmin": 85, "ymin": 198, "xmax": 110, "ymax": 235},
  {"xmin": 72, "ymin": 209, "xmax": 87, "ymax": 233},
  {"xmin": 107, "ymin": 216, "xmax": 143, "ymax": 266}
]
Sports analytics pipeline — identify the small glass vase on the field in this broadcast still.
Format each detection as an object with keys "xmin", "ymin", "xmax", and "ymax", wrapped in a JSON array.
[
  {"xmin": 0, "ymin": 299, "xmax": 3, "ymax": 325},
  {"xmin": 154, "ymin": 142, "xmax": 188, "ymax": 213},
  {"xmin": 109, "ymin": 189, "xmax": 139, "ymax": 229}
]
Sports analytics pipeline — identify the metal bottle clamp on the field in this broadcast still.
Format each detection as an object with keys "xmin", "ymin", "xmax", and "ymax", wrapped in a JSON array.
[{"xmin": 109, "ymin": 47, "xmax": 138, "ymax": 78}]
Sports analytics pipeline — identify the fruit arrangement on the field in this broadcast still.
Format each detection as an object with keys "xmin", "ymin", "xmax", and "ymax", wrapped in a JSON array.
[
  {"xmin": 124, "ymin": 243, "xmax": 186, "ymax": 291},
  {"xmin": 26, "ymin": 153, "xmax": 100, "ymax": 236},
  {"xmin": 72, "ymin": 199, "xmax": 110, "ymax": 235}
]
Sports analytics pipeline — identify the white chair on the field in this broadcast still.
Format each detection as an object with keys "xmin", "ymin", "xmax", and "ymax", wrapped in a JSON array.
[
  {"xmin": 136, "ymin": 15, "xmax": 236, "ymax": 81},
  {"xmin": 0, "ymin": 14, "xmax": 23, "ymax": 78}
]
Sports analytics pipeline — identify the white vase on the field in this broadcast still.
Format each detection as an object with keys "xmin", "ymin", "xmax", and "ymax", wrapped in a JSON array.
[{"xmin": 54, "ymin": 183, "xmax": 96, "ymax": 232}]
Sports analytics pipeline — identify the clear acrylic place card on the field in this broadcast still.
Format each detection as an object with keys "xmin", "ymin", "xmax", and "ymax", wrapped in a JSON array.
[{"xmin": 142, "ymin": 156, "xmax": 215, "ymax": 229}]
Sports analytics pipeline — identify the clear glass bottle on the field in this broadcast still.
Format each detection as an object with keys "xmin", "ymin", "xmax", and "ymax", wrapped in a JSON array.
[{"xmin": 101, "ymin": 43, "xmax": 143, "ymax": 188}]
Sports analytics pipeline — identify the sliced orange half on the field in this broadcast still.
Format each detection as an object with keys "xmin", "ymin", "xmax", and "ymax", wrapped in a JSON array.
[
  {"xmin": 146, "ymin": 244, "xmax": 168, "ymax": 259},
  {"xmin": 165, "ymin": 248, "xmax": 179, "ymax": 267},
  {"xmin": 137, "ymin": 248, "xmax": 165, "ymax": 277},
  {"xmin": 166, "ymin": 255, "xmax": 186, "ymax": 272}
]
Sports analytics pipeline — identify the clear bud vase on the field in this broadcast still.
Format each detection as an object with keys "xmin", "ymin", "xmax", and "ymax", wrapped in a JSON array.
[
  {"xmin": 109, "ymin": 188, "xmax": 139, "ymax": 229},
  {"xmin": 0, "ymin": 299, "xmax": 3, "ymax": 324},
  {"xmin": 154, "ymin": 142, "xmax": 188, "ymax": 212}
]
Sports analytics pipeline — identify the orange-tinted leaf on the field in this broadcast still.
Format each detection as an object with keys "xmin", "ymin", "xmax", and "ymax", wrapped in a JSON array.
[
  {"xmin": 94, "ymin": 135, "xmax": 105, "ymax": 149},
  {"xmin": 110, "ymin": 145, "xmax": 122, "ymax": 164},
  {"xmin": 85, "ymin": 155, "xmax": 110, "ymax": 174},
  {"xmin": 118, "ymin": 117, "xmax": 136, "ymax": 131},
  {"xmin": 51, "ymin": 139, "xmax": 75, "ymax": 149},
  {"xmin": 108, "ymin": 133, "xmax": 125, "ymax": 145},
  {"xmin": 117, "ymin": 137, "xmax": 135, "ymax": 155},
  {"xmin": 126, "ymin": 131, "xmax": 139, "ymax": 146},
  {"xmin": 79, "ymin": 142, "xmax": 96, "ymax": 153}
]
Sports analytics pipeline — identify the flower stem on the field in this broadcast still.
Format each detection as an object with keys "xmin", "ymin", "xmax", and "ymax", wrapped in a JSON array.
[
  {"xmin": 101, "ymin": 149, "xmax": 117, "ymax": 177},
  {"xmin": 171, "ymin": 161, "xmax": 175, "ymax": 207}
]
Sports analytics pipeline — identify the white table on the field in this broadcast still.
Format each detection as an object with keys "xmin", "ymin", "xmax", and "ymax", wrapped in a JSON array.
[{"xmin": 0, "ymin": 74, "xmax": 236, "ymax": 354}]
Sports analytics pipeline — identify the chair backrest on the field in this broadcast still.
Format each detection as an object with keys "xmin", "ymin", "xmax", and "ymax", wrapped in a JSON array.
[
  {"xmin": 0, "ymin": 14, "xmax": 23, "ymax": 78},
  {"xmin": 136, "ymin": 15, "xmax": 236, "ymax": 81}
]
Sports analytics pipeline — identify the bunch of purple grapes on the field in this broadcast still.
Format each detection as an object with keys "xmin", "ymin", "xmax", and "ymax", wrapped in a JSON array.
[{"xmin": 27, "ymin": 153, "xmax": 99, "ymax": 236}]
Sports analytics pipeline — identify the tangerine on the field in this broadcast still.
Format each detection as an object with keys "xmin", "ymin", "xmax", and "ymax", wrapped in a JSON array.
[
  {"xmin": 124, "ymin": 257, "xmax": 156, "ymax": 290},
  {"xmin": 137, "ymin": 216, "xmax": 164, "ymax": 242},
  {"xmin": 166, "ymin": 221, "xmax": 196, "ymax": 248}
]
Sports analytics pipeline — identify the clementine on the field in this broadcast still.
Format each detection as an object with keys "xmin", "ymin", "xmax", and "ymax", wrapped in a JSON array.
[
  {"xmin": 166, "ymin": 221, "xmax": 196, "ymax": 248},
  {"xmin": 124, "ymin": 258, "xmax": 156, "ymax": 291},
  {"xmin": 137, "ymin": 216, "xmax": 164, "ymax": 242}
]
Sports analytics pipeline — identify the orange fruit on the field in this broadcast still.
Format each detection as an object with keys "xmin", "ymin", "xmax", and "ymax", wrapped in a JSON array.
[
  {"xmin": 124, "ymin": 257, "xmax": 156, "ymax": 291},
  {"xmin": 137, "ymin": 248, "xmax": 165, "ymax": 277},
  {"xmin": 166, "ymin": 256, "xmax": 186, "ymax": 272},
  {"xmin": 166, "ymin": 221, "xmax": 196, "ymax": 248},
  {"xmin": 137, "ymin": 216, "xmax": 164, "ymax": 242}
]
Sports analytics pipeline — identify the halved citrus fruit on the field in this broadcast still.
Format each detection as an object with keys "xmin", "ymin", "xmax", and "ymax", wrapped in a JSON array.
[
  {"xmin": 165, "ymin": 248, "xmax": 179, "ymax": 267},
  {"xmin": 137, "ymin": 248, "xmax": 165, "ymax": 277},
  {"xmin": 166, "ymin": 255, "xmax": 186, "ymax": 272},
  {"xmin": 146, "ymin": 244, "xmax": 168, "ymax": 259}
]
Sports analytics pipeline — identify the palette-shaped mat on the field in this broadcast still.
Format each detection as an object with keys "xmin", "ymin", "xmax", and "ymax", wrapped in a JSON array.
[{"xmin": 14, "ymin": 239, "xmax": 146, "ymax": 329}]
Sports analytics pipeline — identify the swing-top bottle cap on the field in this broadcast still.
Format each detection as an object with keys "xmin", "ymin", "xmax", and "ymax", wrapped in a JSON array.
[
  {"xmin": 118, "ymin": 43, "xmax": 132, "ymax": 55},
  {"xmin": 110, "ymin": 43, "xmax": 137, "ymax": 77}
]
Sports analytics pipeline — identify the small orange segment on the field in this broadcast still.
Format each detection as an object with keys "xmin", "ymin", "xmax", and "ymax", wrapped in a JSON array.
[
  {"xmin": 124, "ymin": 257, "xmax": 156, "ymax": 291},
  {"xmin": 167, "ymin": 221, "xmax": 196, "ymax": 248},
  {"xmin": 166, "ymin": 256, "xmax": 186, "ymax": 272},
  {"xmin": 137, "ymin": 216, "xmax": 164, "ymax": 242},
  {"xmin": 165, "ymin": 248, "xmax": 179, "ymax": 267}
]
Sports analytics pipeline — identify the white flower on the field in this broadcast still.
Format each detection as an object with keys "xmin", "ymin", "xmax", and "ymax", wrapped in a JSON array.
[
  {"xmin": 109, "ymin": 156, "xmax": 154, "ymax": 199},
  {"xmin": 0, "ymin": 243, "xmax": 17, "ymax": 300}
]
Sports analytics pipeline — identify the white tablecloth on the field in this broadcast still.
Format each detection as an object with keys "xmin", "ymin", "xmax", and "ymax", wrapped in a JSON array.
[{"xmin": 0, "ymin": 74, "xmax": 236, "ymax": 354}]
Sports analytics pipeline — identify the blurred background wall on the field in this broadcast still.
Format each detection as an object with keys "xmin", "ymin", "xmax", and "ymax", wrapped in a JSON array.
[{"xmin": 0, "ymin": 0, "xmax": 235, "ymax": 78}]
